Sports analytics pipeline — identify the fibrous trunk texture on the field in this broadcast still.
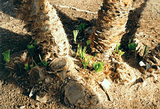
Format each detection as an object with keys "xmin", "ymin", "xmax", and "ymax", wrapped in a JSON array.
[
  {"xmin": 90, "ymin": 0, "xmax": 133, "ymax": 54},
  {"xmin": 13, "ymin": 0, "xmax": 70, "ymax": 61}
]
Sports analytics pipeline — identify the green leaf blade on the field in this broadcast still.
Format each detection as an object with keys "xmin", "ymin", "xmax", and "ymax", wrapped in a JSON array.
[
  {"xmin": 143, "ymin": 45, "xmax": 148, "ymax": 56},
  {"xmin": 2, "ymin": 50, "xmax": 10, "ymax": 63},
  {"xmin": 128, "ymin": 43, "xmax": 137, "ymax": 51},
  {"xmin": 86, "ymin": 40, "xmax": 91, "ymax": 45},
  {"xmin": 78, "ymin": 23, "xmax": 86, "ymax": 30},
  {"xmin": 73, "ymin": 30, "xmax": 79, "ymax": 43},
  {"xmin": 25, "ymin": 63, "xmax": 29, "ymax": 70},
  {"xmin": 42, "ymin": 61, "xmax": 48, "ymax": 67},
  {"xmin": 93, "ymin": 62, "xmax": 104, "ymax": 73}
]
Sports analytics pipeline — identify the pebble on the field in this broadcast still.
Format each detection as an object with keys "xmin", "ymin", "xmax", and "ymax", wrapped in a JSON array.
[
  {"xmin": 36, "ymin": 95, "xmax": 49, "ymax": 103},
  {"xmin": 139, "ymin": 61, "xmax": 146, "ymax": 67},
  {"xmin": 146, "ymin": 63, "xmax": 151, "ymax": 70},
  {"xmin": 45, "ymin": 77, "xmax": 54, "ymax": 84},
  {"xmin": 19, "ymin": 106, "xmax": 25, "ymax": 109},
  {"xmin": 10, "ymin": 17, "xmax": 13, "ymax": 20},
  {"xmin": 29, "ymin": 86, "xmax": 35, "ymax": 98},
  {"xmin": 12, "ymin": 25, "xmax": 15, "ymax": 28},
  {"xmin": 99, "ymin": 79, "xmax": 111, "ymax": 91}
]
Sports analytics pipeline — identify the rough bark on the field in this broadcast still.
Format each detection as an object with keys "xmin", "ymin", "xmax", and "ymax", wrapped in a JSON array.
[
  {"xmin": 13, "ymin": 0, "xmax": 70, "ymax": 60},
  {"xmin": 90, "ymin": 0, "xmax": 133, "ymax": 54}
]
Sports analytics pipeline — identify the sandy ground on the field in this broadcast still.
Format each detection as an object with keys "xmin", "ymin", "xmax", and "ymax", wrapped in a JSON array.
[{"xmin": 0, "ymin": 0, "xmax": 160, "ymax": 108}]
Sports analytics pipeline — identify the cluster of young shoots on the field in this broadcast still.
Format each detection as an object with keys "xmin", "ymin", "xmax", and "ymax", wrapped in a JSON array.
[
  {"xmin": 114, "ymin": 38, "xmax": 148, "ymax": 56},
  {"xmin": 128, "ymin": 39, "xmax": 138, "ymax": 52},
  {"xmin": 25, "ymin": 40, "xmax": 48, "ymax": 71},
  {"xmin": 2, "ymin": 25, "xmax": 148, "ymax": 73},
  {"xmin": 73, "ymin": 23, "xmax": 104, "ymax": 72},
  {"xmin": 128, "ymin": 39, "xmax": 148, "ymax": 55},
  {"xmin": 2, "ymin": 40, "xmax": 48, "ymax": 71},
  {"xmin": 114, "ymin": 39, "xmax": 140, "ymax": 56},
  {"xmin": 114, "ymin": 43, "xmax": 125, "ymax": 56}
]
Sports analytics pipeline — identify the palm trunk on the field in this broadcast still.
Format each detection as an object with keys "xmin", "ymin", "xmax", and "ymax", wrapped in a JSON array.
[
  {"xmin": 13, "ymin": 0, "xmax": 70, "ymax": 61},
  {"xmin": 90, "ymin": 0, "xmax": 133, "ymax": 54}
]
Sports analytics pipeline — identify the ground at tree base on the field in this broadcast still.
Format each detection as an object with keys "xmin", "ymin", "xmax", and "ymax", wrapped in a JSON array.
[{"xmin": 0, "ymin": 0, "xmax": 160, "ymax": 108}]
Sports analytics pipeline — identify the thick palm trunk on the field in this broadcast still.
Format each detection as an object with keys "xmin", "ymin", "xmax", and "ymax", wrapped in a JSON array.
[
  {"xmin": 90, "ymin": 0, "xmax": 133, "ymax": 54},
  {"xmin": 12, "ymin": 0, "xmax": 75, "ymax": 84},
  {"xmin": 13, "ymin": 0, "xmax": 70, "ymax": 61}
]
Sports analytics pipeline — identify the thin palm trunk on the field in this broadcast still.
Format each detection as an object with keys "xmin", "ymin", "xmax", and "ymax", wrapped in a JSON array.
[{"xmin": 90, "ymin": 0, "xmax": 133, "ymax": 54}]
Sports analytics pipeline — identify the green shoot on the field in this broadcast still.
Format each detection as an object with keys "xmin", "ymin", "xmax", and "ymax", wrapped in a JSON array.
[
  {"xmin": 86, "ymin": 40, "xmax": 91, "ymax": 46},
  {"xmin": 143, "ymin": 45, "xmax": 148, "ymax": 56},
  {"xmin": 78, "ymin": 23, "xmax": 86, "ymax": 30},
  {"xmin": 25, "ymin": 63, "xmax": 35, "ymax": 71},
  {"xmin": 39, "ymin": 54, "xmax": 47, "ymax": 67},
  {"xmin": 39, "ymin": 81, "xmax": 42, "ymax": 84},
  {"xmin": 128, "ymin": 43, "xmax": 137, "ymax": 51},
  {"xmin": 30, "ymin": 64, "xmax": 34, "ymax": 69},
  {"xmin": 76, "ymin": 43, "xmax": 92, "ymax": 69},
  {"xmin": 27, "ymin": 44, "xmax": 35, "ymax": 56},
  {"xmin": 114, "ymin": 43, "xmax": 125, "ymax": 56},
  {"xmin": 73, "ymin": 23, "xmax": 86, "ymax": 43},
  {"xmin": 93, "ymin": 62, "xmax": 104, "ymax": 73},
  {"xmin": 34, "ymin": 40, "xmax": 37, "ymax": 45},
  {"xmin": 82, "ymin": 46, "xmax": 87, "ymax": 58},
  {"xmin": 73, "ymin": 30, "xmax": 79, "ymax": 43},
  {"xmin": 33, "ymin": 59, "xmax": 38, "ymax": 66},
  {"xmin": 82, "ymin": 56, "xmax": 92, "ymax": 69},
  {"xmin": 2, "ymin": 50, "xmax": 10, "ymax": 63},
  {"xmin": 94, "ymin": 52, "xmax": 98, "ymax": 57},
  {"xmin": 118, "ymin": 50, "xmax": 125, "ymax": 56},
  {"xmin": 128, "ymin": 39, "xmax": 137, "ymax": 51},
  {"xmin": 115, "ymin": 43, "xmax": 121, "ymax": 52},
  {"xmin": 25, "ymin": 63, "xmax": 29, "ymax": 71},
  {"xmin": 76, "ymin": 44, "xmax": 86, "ymax": 59},
  {"xmin": 76, "ymin": 44, "xmax": 80, "ymax": 57}
]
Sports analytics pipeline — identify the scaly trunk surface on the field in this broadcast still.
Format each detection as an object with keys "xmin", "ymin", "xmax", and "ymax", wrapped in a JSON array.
[
  {"xmin": 90, "ymin": 0, "xmax": 133, "ymax": 55},
  {"xmin": 13, "ymin": 0, "xmax": 70, "ymax": 61}
]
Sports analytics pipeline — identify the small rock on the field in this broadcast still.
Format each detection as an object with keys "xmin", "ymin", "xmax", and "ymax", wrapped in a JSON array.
[
  {"xmin": 64, "ymin": 81, "xmax": 99, "ymax": 108},
  {"xmin": 36, "ymin": 95, "xmax": 49, "ymax": 103},
  {"xmin": 139, "ymin": 61, "xmax": 146, "ymax": 66},
  {"xmin": 10, "ymin": 17, "xmax": 13, "ymax": 20},
  {"xmin": 45, "ymin": 77, "xmax": 54, "ymax": 84},
  {"xmin": 146, "ymin": 63, "xmax": 151, "ymax": 70},
  {"xmin": 143, "ymin": 81, "xmax": 147, "ymax": 87},
  {"xmin": 29, "ymin": 86, "xmax": 35, "ymax": 98},
  {"xmin": 64, "ymin": 81, "xmax": 85, "ymax": 105},
  {"xmin": 99, "ymin": 79, "xmax": 111, "ymax": 91},
  {"xmin": 19, "ymin": 106, "xmax": 25, "ymax": 109},
  {"xmin": 49, "ymin": 58, "xmax": 66, "ymax": 72}
]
